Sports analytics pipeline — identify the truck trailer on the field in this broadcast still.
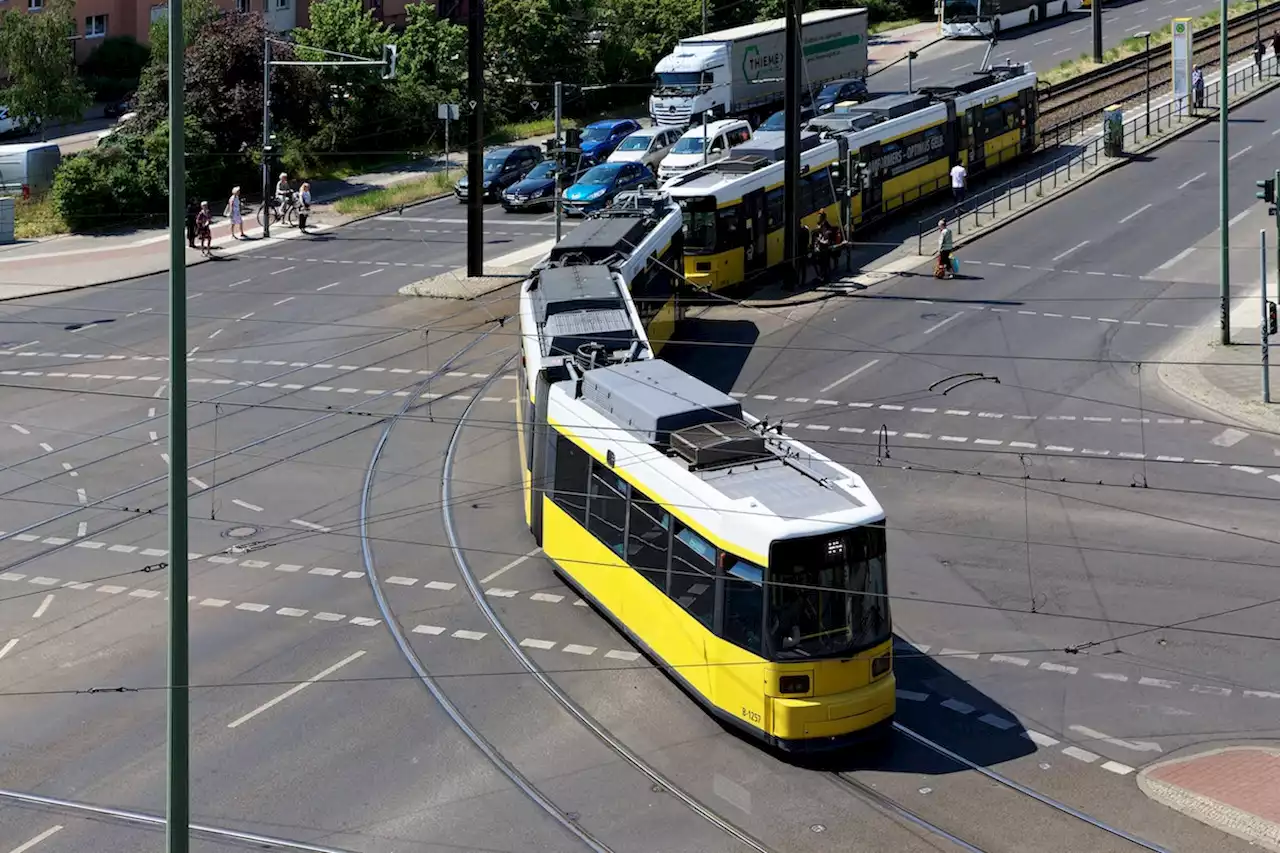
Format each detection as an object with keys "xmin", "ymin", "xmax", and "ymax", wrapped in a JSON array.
[{"xmin": 649, "ymin": 8, "xmax": 869, "ymax": 129}]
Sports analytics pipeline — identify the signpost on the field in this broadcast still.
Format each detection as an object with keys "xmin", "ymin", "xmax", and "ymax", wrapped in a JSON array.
[
  {"xmin": 1171, "ymin": 18, "xmax": 1192, "ymax": 114},
  {"xmin": 438, "ymin": 103, "xmax": 459, "ymax": 182}
]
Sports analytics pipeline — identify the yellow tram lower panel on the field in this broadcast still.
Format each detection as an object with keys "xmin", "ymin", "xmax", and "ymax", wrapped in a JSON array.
[{"xmin": 540, "ymin": 496, "xmax": 895, "ymax": 747}]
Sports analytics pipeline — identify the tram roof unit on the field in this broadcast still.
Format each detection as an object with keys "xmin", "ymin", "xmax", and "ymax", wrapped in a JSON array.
[
  {"xmin": 520, "ymin": 262, "xmax": 650, "ymax": 374},
  {"xmin": 550, "ymin": 358, "xmax": 883, "ymax": 557}
]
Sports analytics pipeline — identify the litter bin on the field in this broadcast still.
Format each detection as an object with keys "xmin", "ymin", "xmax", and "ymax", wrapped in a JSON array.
[{"xmin": 1103, "ymin": 105, "xmax": 1124, "ymax": 157}]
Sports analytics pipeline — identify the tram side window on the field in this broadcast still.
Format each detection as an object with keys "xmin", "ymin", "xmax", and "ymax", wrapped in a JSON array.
[
  {"xmin": 627, "ymin": 494, "xmax": 671, "ymax": 591},
  {"xmin": 722, "ymin": 558, "xmax": 764, "ymax": 655},
  {"xmin": 808, "ymin": 168, "xmax": 835, "ymax": 213},
  {"xmin": 587, "ymin": 462, "xmax": 629, "ymax": 557},
  {"xmin": 552, "ymin": 434, "xmax": 589, "ymax": 524},
  {"xmin": 766, "ymin": 187, "xmax": 784, "ymax": 230},
  {"xmin": 982, "ymin": 105, "xmax": 1006, "ymax": 136},
  {"xmin": 716, "ymin": 206, "xmax": 743, "ymax": 252},
  {"xmin": 1000, "ymin": 101, "xmax": 1021, "ymax": 131},
  {"xmin": 670, "ymin": 521, "xmax": 717, "ymax": 630}
]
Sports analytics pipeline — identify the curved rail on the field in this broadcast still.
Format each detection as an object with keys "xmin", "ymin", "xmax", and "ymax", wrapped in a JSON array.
[
  {"xmin": 440, "ymin": 362, "xmax": 780, "ymax": 853},
  {"xmin": 357, "ymin": 339, "xmax": 615, "ymax": 852},
  {"xmin": 830, "ymin": 773, "xmax": 988, "ymax": 852}
]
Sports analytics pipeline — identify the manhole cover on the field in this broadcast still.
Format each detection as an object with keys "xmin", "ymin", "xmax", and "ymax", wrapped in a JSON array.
[{"xmin": 224, "ymin": 525, "xmax": 258, "ymax": 539}]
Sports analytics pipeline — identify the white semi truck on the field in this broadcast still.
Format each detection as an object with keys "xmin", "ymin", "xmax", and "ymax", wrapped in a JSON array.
[{"xmin": 649, "ymin": 8, "xmax": 869, "ymax": 128}]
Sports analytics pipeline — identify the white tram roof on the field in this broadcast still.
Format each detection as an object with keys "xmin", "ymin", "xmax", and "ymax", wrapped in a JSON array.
[
  {"xmin": 549, "ymin": 359, "xmax": 883, "ymax": 560},
  {"xmin": 521, "ymin": 264, "xmax": 649, "ymax": 363}
]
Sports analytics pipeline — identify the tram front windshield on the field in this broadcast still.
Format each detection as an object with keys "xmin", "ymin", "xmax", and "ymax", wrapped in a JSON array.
[
  {"xmin": 767, "ymin": 525, "xmax": 889, "ymax": 659},
  {"xmin": 941, "ymin": 0, "xmax": 981, "ymax": 22}
]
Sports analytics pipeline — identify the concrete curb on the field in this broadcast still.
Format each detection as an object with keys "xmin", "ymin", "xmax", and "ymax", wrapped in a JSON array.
[
  {"xmin": 1137, "ymin": 746, "xmax": 1280, "ymax": 853},
  {"xmin": 398, "ymin": 268, "xmax": 527, "ymax": 300},
  {"xmin": 1154, "ymin": 327, "xmax": 1280, "ymax": 434},
  {"xmin": 737, "ymin": 75, "xmax": 1280, "ymax": 311}
]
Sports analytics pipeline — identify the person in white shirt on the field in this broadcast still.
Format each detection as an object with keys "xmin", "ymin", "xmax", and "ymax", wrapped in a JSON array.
[
  {"xmin": 298, "ymin": 182, "xmax": 312, "ymax": 231},
  {"xmin": 950, "ymin": 162, "xmax": 967, "ymax": 205}
]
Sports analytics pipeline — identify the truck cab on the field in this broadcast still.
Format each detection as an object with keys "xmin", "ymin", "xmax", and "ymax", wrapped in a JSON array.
[{"xmin": 650, "ymin": 44, "xmax": 728, "ymax": 127}]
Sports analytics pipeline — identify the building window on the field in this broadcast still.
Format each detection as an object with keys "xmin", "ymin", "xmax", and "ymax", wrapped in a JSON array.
[
  {"xmin": 84, "ymin": 14, "xmax": 107, "ymax": 37},
  {"xmin": 28, "ymin": 0, "xmax": 43, "ymax": 11},
  {"xmin": 150, "ymin": 4, "xmax": 167, "ymax": 22},
  {"xmin": 275, "ymin": 0, "xmax": 290, "ymax": 10},
  {"xmin": 235, "ymin": 0, "xmax": 249, "ymax": 11}
]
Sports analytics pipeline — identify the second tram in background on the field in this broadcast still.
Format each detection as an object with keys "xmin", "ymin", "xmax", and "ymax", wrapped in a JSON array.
[{"xmin": 514, "ymin": 200, "xmax": 895, "ymax": 751}]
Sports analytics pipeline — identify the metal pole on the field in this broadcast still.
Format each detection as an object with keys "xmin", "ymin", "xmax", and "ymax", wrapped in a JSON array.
[
  {"xmin": 1221, "ymin": 0, "xmax": 1231, "ymax": 345},
  {"xmin": 261, "ymin": 36, "xmax": 271, "ymax": 238},
  {"xmin": 554, "ymin": 81, "xmax": 563, "ymax": 243},
  {"xmin": 702, "ymin": 112, "xmax": 708, "ymax": 165},
  {"xmin": 702, "ymin": 0, "xmax": 707, "ymax": 33},
  {"xmin": 444, "ymin": 112, "xmax": 450, "ymax": 184},
  {"xmin": 784, "ymin": 0, "xmax": 802, "ymax": 289},
  {"xmin": 166, "ymin": 0, "xmax": 189, "ymax": 847},
  {"xmin": 1263, "ymin": 228, "xmax": 1271, "ymax": 402},
  {"xmin": 1092, "ymin": 0, "xmax": 1102, "ymax": 63},
  {"xmin": 908, "ymin": 52, "xmax": 913, "ymax": 93},
  {"xmin": 466, "ymin": 0, "xmax": 484, "ymax": 277},
  {"xmin": 1144, "ymin": 34, "xmax": 1151, "ymax": 137}
]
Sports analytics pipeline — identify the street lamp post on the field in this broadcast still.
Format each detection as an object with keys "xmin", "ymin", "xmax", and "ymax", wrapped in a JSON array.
[{"xmin": 1136, "ymin": 31, "xmax": 1151, "ymax": 137}]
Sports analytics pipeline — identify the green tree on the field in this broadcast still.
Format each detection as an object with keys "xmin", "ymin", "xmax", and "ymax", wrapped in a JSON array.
[
  {"xmin": 147, "ymin": 0, "xmax": 219, "ymax": 63},
  {"xmin": 484, "ymin": 0, "xmax": 595, "ymax": 121},
  {"xmin": 0, "ymin": 0, "xmax": 91, "ymax": 136},
  {"xmin": 398, "ymin": 3, "xmax": 466, "ymax": 101},
  {"xmin": 596, "ymin": 0, "xmax": 700, "ymax": 91}
]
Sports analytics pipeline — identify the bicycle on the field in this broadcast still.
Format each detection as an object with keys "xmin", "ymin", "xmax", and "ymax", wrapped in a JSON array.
[{"xmin": 257, "ymin": 191, "xmax": 299, "ymax": 228}]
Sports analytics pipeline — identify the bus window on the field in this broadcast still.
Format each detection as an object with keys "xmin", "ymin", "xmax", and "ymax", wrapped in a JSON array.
[
  {"xmin": 670, "ymin": 522, "xmax": 716, "ymax": 630},
  {"xmin": 627, "ymin": 494, "xmax": 670, "ymax": 591},
  {"xmin": 553, "ymin": 435, "xmax": 589, "ymax": 524},
  {"xmin": 722, "ymin": 557, "xmax": 764, "ymax": 654},
  {"xmin": 587, "ymin": 463, "xmax": 629, "ymax": 557},
  {"xmin": 683, "ymin": 209, "xmax": 716, "ymax": 253}
]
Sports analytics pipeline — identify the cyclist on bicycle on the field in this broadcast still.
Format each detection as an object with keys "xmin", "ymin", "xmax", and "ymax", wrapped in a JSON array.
[{"xmin": 275, "ymin": 172, "xmax": 291, "ymax": 201}]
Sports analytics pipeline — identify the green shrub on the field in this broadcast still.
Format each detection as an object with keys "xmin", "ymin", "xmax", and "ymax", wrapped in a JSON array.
[
  {"xmin": 80, "ymin": 36, "xmax": 149, "ymax": 100},
  {"xmin": 51, "ymin": 153, "xmax": 115, "ymax": 232},
  {"xmin": 865, "ymin": 0, "xmax": 908, "ymax": 23}
]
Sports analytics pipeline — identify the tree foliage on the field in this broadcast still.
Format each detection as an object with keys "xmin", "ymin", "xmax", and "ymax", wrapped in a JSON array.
[
  {"xmin": 484, "ymin": 0, "xmax": 595, "ymax": 121},
  {"xmin": 0, "ymin": 0, "xmax": 91, "ymax": 133}
]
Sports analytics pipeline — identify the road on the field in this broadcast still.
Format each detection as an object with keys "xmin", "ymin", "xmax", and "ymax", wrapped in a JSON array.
[{"xmin": 2, "ymin": 84, "xmax": 1279, "ymax": 853}]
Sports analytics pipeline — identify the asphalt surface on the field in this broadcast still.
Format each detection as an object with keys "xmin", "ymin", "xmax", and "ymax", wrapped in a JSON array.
[{"xmin": 2, "ymin": 85, "xmax": 1279, "ymax": 853}]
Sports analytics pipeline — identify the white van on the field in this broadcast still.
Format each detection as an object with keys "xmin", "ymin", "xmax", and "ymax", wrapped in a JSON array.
[
  {"xmin": 656, "ymin": 119, "xmax": 753, "ymax": 182},
  {"xmin": 0, "ymin": 143, "xmax": 62, "ymax": 198}
]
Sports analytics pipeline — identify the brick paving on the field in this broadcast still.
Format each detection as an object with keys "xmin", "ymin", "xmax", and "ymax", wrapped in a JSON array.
[{"xmin": 1140, "ymin": 747, "xmax": 1280, "ymax": 852}]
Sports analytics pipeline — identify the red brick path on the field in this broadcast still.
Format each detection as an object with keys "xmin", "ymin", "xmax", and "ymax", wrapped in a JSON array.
[{"xmin": 1149, "ymin": 748, "xmax": 1280, "ymax": 823}]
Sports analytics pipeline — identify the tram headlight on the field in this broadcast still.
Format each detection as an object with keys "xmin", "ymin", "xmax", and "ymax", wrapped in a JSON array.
[
  {"xmin": 871, "ymin": 652, "xmax": 891, "ymax": 679},
  {"xmin": 779, "ymin": 675, "xmax": 810, "ymax": 695}
]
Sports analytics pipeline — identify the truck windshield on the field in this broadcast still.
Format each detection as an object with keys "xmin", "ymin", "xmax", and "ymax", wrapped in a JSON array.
[
  {"xmin": 942, "ymin": 0, "xmax": 981, "ymax": 21},
  {"xmin": 654, "ymin": 72, "xmax": 703, "ymax": 93},
  {"xmin": 766, "ymin": 524, "xmax": 889, "ymax": 660}
]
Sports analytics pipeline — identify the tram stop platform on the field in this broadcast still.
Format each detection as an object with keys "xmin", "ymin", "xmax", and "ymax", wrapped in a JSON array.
[{"xmin": 1138, "ymin": 746, "xmax": 1280, "ymax": 852}]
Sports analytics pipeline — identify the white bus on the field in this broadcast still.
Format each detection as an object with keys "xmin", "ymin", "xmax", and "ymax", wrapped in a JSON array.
[{"xmin": 939, "ymin": 0, "xmax": 1082, "ymax": 37}]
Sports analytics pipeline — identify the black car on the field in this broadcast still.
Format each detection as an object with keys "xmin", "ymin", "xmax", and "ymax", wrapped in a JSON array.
[
  {"xmin": 103, "ymin": 94, "xmax": 136, "ymax": 119},
  {"xmin": 813, "ymin": 78, "xmax": 869, "ymax": 113},
  {"xmin": 501, "ymin": 159, "xmax": 588, "ymax": 212},
  {"xmin": 454, "ymin": 145, "xmax": 543, "ymax": 203}
]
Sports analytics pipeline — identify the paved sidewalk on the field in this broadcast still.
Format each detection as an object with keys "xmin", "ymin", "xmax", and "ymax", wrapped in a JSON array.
[
  {"xmin": 1139, "ymin": 746, "xmax": 1280, "ymax": 852},
  {"xmin": 868, "ymin": 21, "xmax": 941, "ymax": 70}
]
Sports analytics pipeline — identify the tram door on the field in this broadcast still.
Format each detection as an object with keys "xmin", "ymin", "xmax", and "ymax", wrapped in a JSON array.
[
  {"xmin": 1018, "ymin": 88, "xmax": 1037, "ymax": 152},
  {"xmin": 742, "ymin": 189, "xmax": 768, "ymax": 279},
  {"xmin": 965, "ymin": 106, "xmax": 987, "ymax": 174},
  {"xmin": 859, "ymin": 141, "xmax": 884, "ymax": 220}
]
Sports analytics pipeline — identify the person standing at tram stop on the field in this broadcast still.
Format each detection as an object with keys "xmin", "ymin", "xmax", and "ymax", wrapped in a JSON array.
[
  {"xmin": 1192, "ymin": 66, "xmax": 1205, "ymax": 111},
  {"xmin": 936, "ymin": 219, "xmax": 955, "ymax": 280},
  {"xmin": 950, "ymin": 160, "xmax": 968, "ymax": 206}
]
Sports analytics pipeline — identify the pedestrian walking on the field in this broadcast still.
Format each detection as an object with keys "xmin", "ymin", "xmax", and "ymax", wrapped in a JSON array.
[
  {"xmin": 1272, "ymin": 31, "xmax": 1280, "ymax": 74},
  {"xmin": 196, "ymin": 200, "xmax": 213, "ymax": 254},
  {"xmin": 1256, "ymin": 38, "xmax": 1265, "ymax": 75},
  {"xmin": 228, "ymin": 186, "xmax": 244, "ymax": 240},
  {"xmin": 936, "ymin": 218, "xmax": 954, "ymax": 280},
  {"xmin": 949, "ymin": 161, "xmax": 968, "ymax": 206},
  {"xmin": 297, "ymin": 182, "xmax": 312, "ymax": 232},
  {"xmin": 185, "ymin": 199, "xmax": 198, "ymax": 248}
]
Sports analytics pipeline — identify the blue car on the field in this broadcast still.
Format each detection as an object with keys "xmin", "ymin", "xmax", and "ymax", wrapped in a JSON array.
[
  {"xmin": 500, "ymin": 160, "xmax": 588, "ymax": 212},
  {"xmin": 562, "ymin": 161, "xmax": 656, "ymax": 216},
  {"xmin": 578, "ymin": 118, "xmax": 643, "ymax": 164}
]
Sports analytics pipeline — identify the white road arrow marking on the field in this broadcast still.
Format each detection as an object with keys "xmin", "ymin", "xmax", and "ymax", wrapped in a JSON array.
[{"xmin": 1069, "ymin": 724, "xmax": 1163, "ymax": 753}]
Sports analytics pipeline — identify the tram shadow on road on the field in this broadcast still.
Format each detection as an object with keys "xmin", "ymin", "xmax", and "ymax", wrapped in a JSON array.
[
  {"xmin": 658, "ymin": 317, "xmax": 758, "ymax": 394},
  {"xmin": 793, "ymin": 639, "xmax": 1037, "ymax": 775}
]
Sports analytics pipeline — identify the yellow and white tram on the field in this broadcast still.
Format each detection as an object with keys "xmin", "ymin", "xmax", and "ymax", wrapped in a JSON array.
[
  {"xmin": 661, "ymin": 63, "xmax": 1039, "ymax": 291},
  {"xmin": 516, "ymin": 261, "xmax": 895, "ymax": 750}
]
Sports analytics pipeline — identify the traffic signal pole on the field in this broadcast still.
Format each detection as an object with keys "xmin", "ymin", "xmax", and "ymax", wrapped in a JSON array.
[
  {"xmin": 783, "ymin": 0, "xmax": 802, "ymax": 289},
  {"xmin": 1254, "ymin": 169, "xmax": 1280, "ymax": 402},
  {"xmin": 467, "ymin": 0, "xmax": 484, "ymax": 277}
]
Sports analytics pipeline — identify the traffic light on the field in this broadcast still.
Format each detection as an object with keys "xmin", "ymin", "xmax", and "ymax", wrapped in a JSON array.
[
  {"xmin": 1269, "ymin": 300, "xmax": 1277, "ymax": 336},
  {"xmin": 544, "ymin": 138, "xmax": 557, "ymax": 156},
  {"xmin": 381, "ymin": 44, "xmax": 397, "ymax": 79},
  {"xmin": 564, "ymin": 127, "xmax": 581, "ymax": 152},
  {"xmin": 1257, "ymin": 177, "xmax": 1274, "ymax": 203}
]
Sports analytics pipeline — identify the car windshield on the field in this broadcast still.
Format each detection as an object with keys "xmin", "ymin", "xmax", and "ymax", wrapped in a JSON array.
[
  {"xmin": 760, "ymin": 111, "xmax": 785, "ymax": 131},
  {"xmin": 482, "ymin": 154, "xmax": 510, "ymax": 172},
  {"xmin": 582, "ymin": 126, "xmax": 613, "ymax": 142},
  {"xmin": 579, "ymin": 164, "xmax": 622, "ymax": 185},
  {"xmin": 525, "ymin": 161, "xmax": 557, "ymax": 180},
  {"xmin": 616, "ymin": 134, "xmax": 651, "ymax": 152},
  {"xmin": 671, "ymin": 135, "xmax": 711, "ymax": 154},
  {"xmin": 766, "ymin": 524, "xmax": 889, "ymax": 660},
  {"xmin": 818, "ymin": 82, "xmax": 851, "ymax": 100}
]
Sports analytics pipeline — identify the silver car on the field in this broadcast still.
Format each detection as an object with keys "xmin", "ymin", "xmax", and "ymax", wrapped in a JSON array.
[{"xmin": 607, "ymin": 126, "xmax": 682, "ymax": 171}]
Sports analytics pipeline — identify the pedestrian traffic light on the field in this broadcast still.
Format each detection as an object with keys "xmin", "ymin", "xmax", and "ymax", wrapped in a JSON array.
[
  {"xmin": 1257, "ymin": 177, "xmax": 1275, "ymax": 203},
  {"xmin": 382, "ymin": 44, "xmax": 397, "ymax": 79},
  {"xmin": 1269, "ymin": 300, "xmax": 1278, "ymax": 336}
]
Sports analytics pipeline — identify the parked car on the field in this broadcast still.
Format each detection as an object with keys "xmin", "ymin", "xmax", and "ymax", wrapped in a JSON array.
[
  {"xmin": 577, "ymin": 118, "xmax": 644, "ymax": 164},
  {"xmin": 607, "ymin": 126, "xmax": 682, "ymax": 171},
  {"xmin": 103, "ymin": 94, "xmax": 136, "ymax": 119},
  {"xmin": 656, "ymin": 119, "xmax": 753, "ymax": 182},
  {"xmin": 501, "ymin": 158, "xmax": 589, "ymax": 212},
  {"xmin": 0, "ymin": 106, "xmax": 40, "ymax": 138},
  {"xmin": 756, "ymin": 106, "xmax": 815, "ymax": 132},
  {"xmin": 562, "ymin": 161, "xmax": 656, "ymax": 216},
  {"xmin": 454, "ymin": 144, "xmax": 543, "ymax": 202},
  {"xmin": 812, "ymin": 78, "xmax": 869, "ymax": 113}
]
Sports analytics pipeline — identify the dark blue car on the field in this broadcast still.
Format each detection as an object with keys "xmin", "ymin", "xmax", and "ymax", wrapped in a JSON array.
[
  {"xmin": 578, "ymin": 118, "xmax": 643, "ymax": 164},
  {"xmin": 500, "ymin": 160, "xmax": 588, "ymax": 212},
  {"xmin": 562, "ymin": 161, "xmax": 656, "ymax": 216}
]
